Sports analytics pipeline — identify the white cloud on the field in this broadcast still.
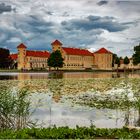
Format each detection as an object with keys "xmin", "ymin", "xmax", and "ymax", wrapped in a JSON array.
[
  {"xmin": 7, "ymin": 37, "xmax": 21, "ymax": 43},
  {"xmin": 0, "ymin": 0, "xmax": 139, "ymax": 56}
]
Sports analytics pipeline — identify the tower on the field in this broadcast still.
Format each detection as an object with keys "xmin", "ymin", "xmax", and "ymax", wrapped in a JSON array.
[
  {"xmin": 51, "ymin": 39, "xmax": 63, "ymax": 52},
  {"xmin": 17, "ymin": 43, "xmax": 27, "ymax": 70}
]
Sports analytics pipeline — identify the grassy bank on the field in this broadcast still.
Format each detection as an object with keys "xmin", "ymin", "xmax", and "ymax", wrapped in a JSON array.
[
  {"xmin": 0, "ymin": 68, "xmax": 140, "ymax": 73},
  {"xmin": 0, "ymin": 126, "xmax": 140, "ymax": 139},
  {"xmin": 0, "ymin": 69, "xmax": 20, "ymax": 72},
  {"xmin": 0, "ymin": 69, "xmax": 114, "ymax": 73}
]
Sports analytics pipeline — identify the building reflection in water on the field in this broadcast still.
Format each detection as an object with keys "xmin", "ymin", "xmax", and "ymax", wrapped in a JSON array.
[
  {"xmin": 63, "ymin": 72, "xmax": 115, "ymax": 78},
  {"xmin": 17, "ymin": 73, "xmax": 49, "ymax": 80},
  {"xmin": 17, "ymin": 72, "xmax": 63, "ymax": 103},
  {"xmin": 17, "ymin": 72, "xmax": 116, "ymax": 79},
  {"xmin": 0, "ymin": 71, "xmax": 140, "ymax": 80}
]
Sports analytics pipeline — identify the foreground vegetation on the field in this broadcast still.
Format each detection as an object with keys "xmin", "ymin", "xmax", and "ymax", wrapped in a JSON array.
[
  {"xmin": 1, "ymin": 77, "xmax": 140, "ymax": 138},
  {"xmin": 0, "ymin": 126, "xmax": 140, "ymax": 139},
  {"xmin": 0, "ymin": 86, "xmax": 34, "ymax": 130}
]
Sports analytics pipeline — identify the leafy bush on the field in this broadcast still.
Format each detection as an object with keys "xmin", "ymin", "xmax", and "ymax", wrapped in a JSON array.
[{"xmin": 0, "ymin": 126, "xmax": 140, "ymax": 139}]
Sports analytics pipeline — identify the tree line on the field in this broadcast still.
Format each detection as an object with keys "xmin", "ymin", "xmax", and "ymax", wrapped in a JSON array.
[
  {"xmin": 113, "ymin": 43, "xmax": 140, "ymax": 69},
  {"xmin": 0, "ymin": 48, "xmax": 14, "ymax": 69}
]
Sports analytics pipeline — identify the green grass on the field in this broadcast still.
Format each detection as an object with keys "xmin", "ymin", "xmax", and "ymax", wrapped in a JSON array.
[
  {"xmin": 0, "ymin": 69, "xmax": 20, "ymax": 72},
  {"xmin": 0, "ymin": 126, "xmax": 140, "ymax": 139},
  {"xmin": 0, "ymin": 68, "xmax": 114, "ymax": 72}
]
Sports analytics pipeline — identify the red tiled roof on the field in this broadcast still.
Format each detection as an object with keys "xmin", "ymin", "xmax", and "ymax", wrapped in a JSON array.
[
  {"xmin": 17, "ymin": 43, "xmax": 27, "ymax": 49},
  {"xmin": 26, "ymin": 50, "xmax": 50, "ymax": 58},
  {"xmin": 51, "ymin": 40, "xmax": 63, "ymax": 46},
  {"xmin": 62, "ymin": 47, "xmax": 93, "ymax": 56},
  {"xmin": 10, "ymin": 54, "xmax": 18, "ymax": 60},
  {"xmin": 94, "ymin": 48, "xmax": 112, "ymax": 54}
]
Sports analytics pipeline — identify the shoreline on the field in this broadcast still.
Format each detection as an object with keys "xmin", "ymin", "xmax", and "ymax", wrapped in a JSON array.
[{"xmin": 0, "ymin": 69, "xmax": 139, "ymax": 73}]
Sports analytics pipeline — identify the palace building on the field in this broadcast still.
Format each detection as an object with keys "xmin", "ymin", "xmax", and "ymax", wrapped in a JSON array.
[
  {"xmin": 11, "ymin": 40, "xmax": 113, "ymax": 70},
  {"xmin": 12, "ymin": 43, "xmax": 50, "ymax": 70}
]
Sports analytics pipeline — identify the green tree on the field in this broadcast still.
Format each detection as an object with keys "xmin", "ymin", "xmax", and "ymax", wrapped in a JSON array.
[
  {"xmin": 114, "ymin": 56, "xmax": 120, "ymax": 73},
  {"xmin": 112, "ymin": 54, "xmax": 120, "ymax": 67},
  {"xmin": 123, "ymin": 56, "xmax": 130, "ymax": 73},
  {"xmin": 47, "ymin": 50, "xmax": 64, "ymax": 70},
  {"xmin": 132, "ymin": 43, "xmax": 140, "ymax": 65},
  {"xmin": 112, "ymin": 54, "xmax": 117, "ymax": 67},
  {"xmin": 115, "ymin": 57, "xmax": 120, "ymax": 66},
  {"xmin": 0, "ymin": 48, "xmax": 13, "ymax": 69},
  {"xmin": 124, "ymin": 56, "xmax": 130, "ymax": 65}
]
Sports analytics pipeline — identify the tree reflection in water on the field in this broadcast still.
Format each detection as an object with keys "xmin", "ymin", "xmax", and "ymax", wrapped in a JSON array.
[
  {"xmin": 48, "ymin": 71, "xmax": 63, "ymax": 79},
  {"xmin": 47, "ymin": 72, "xmax": 64, "ymax": 103}
]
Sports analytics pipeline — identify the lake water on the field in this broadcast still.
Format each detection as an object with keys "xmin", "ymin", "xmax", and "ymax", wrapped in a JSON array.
[
  {"xmin": 0, "ymin": 72, "xmax": 140, "ymax": 128},
  {"xmin": 30, "ymin": 93, "xmax": 139, "ymax": 128},
  {"xmin": 0, "ymin": 71, "xmax": 140, "ymax": 80}
]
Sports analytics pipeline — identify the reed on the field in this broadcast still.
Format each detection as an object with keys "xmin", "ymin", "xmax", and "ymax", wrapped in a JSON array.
[{"xmin": 0, "ymin": 87, "xmax": 33, "ymax": 131}]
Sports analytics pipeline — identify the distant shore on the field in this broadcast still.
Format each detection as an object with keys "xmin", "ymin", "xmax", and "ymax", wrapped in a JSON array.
[
  {"xmin": 0, "ymin": 69, "xmax": 114, "ymax": 73},
  {"xmin": 0, "ymin": 68, "xmax": 139, "ymax": 73}
]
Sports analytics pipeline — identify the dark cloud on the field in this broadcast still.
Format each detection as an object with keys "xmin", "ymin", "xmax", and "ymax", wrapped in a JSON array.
[
  {"xmin": 97, "ymin": 1, "xmax": 108, "ymax": 6},
  {"xmin": 28, "ymin": 15, "xmax": 54, "ymax": 32},
  {"xmin": 46, "ymin": 11, "xmax": 53, "ymax": 15},
  {"xmin": 0, "ymin": 14, "xmax": 57, "ymax": 53},
  {"xmin": 0, "ymin": 3, "xmax": 13, "ymax": 14},
  {"xmin": 14, "ymin": 15, "xmax": 55, "ymax": 34},
  {"xmin": 61, "ymin": 15, "xmax": 134, "ymax": 32},
  {"xmin": 63, "ymin": 12, "xmax": 70, "ymax": 17},
  {"xmin": 0, "ymin": 1, "xmax": 139, "ymax": 56},
  {"xmin": 0, "ymin": 28, "xmax": 24, "ymax": 53}
]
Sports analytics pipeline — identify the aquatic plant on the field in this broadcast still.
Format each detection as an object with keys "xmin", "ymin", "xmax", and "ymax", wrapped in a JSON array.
[
  {"xmin": 0, "ymin": 77, "xmax": 140, "ymax": 129},
  {"xmin": 66, "ymin": 78, "xmax": 140, "ymax": 111}
]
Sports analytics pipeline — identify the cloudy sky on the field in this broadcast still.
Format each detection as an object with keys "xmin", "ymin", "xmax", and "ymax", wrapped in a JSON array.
[{"xmin": 0, "ymin": 0, "xmax": 140, "ymax": 57}]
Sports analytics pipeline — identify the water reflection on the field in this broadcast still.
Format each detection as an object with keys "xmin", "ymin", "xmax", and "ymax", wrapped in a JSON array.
[
  {"xmin": 0, "ymin": 72, "xmax": 140, "ymax": 128},
  {"xmin": 135, "ymin": 108, "xmax": 140, "ymax": 126},
  {"xmin": 48, "ymin": 72, "xmax": 63, "ymax": 79},
  {"xmin": 30, "ymin": 93, "xmax": 140, "ymax": 128},
  {"xmin": 0, "ymin": 75, "xmax": 17, "ymax": 80},
  {"xmin": 0, "ymin": 71, "xmax": 140, "ymax": 80},
  {"xmin": 64, "ymin": 72, "xmax": 115, "ymax": 79}
]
